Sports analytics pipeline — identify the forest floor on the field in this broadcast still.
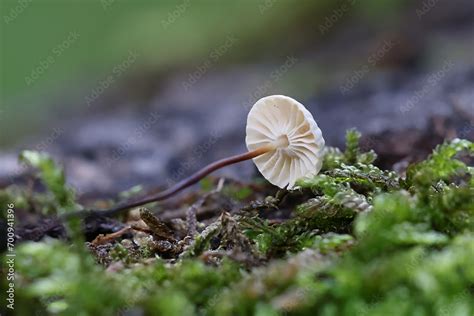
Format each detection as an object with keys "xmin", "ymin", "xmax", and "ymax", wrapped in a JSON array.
[{"xmin": 2, "ymin": 126, "xmax": 473, "ymax": 315}]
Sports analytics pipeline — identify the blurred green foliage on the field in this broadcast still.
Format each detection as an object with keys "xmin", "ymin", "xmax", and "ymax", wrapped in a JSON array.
[
  {"xmin": 0, "ymin": 150, "xmax": 81, "ymax": 219},
  {"xmin": 0, "ymin": 0, "xmax": 409, "ymax": 146},
  {"xmin": 19, "ymin": 150, "xmax": 80, "ymax": 214}
]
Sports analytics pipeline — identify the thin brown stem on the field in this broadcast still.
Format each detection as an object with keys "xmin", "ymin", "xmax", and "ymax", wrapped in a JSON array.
[{"xmin": 62, "ymin": 145, "xmax": 273, "ymax": 219}]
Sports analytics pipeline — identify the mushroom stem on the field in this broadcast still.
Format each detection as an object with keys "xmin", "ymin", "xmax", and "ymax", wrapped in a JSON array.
[{"xmin": 64, "ymin": 145, "xmax": 274, "ymax": 219}]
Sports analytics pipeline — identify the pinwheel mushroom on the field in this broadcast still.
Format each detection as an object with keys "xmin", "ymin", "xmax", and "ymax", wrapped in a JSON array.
[
  {"xmin": 246, "ymin": 95, "xmax": 325, "ymax": 189},
  {"xmin": 71, "ymin": 95, "xmax": 325, "ymax": 218}
]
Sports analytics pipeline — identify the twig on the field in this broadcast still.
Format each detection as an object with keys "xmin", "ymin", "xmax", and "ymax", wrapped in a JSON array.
[
  {"xmin": 91, "ymin": 226, "xmax": 131, "ymax": 246},
  {"xmin": 186, "ymin": 178, "xmax": 225, "ymax": 238},
  {"xmin": 130, "ymin": 225, "xmax": 152, "ymax": 234}
]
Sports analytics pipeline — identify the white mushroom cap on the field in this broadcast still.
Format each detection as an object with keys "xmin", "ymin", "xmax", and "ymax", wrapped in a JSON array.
[{"xmin": 245, "ymin": 95, "xmax": 325, "ymax": 189}]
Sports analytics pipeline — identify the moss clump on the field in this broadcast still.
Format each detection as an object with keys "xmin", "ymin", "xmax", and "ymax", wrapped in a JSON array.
[{"xmin": 2, "ymin": 132, "xmax": 473, "ymax": 315}]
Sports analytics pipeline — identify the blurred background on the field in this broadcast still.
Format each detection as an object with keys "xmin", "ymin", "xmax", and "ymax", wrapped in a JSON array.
[{"xmin": 1, "ymin": 0, "xmax": 473, "ymax": 198}]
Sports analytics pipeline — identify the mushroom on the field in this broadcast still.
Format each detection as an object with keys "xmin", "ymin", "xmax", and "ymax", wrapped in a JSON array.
[
  {"xmin": 69, "ymin": 95, "xmax": 325, "ymax": 218},
  {"xmin": 246, "ymin": 95, "xmax": 325, "ymax": 189}
]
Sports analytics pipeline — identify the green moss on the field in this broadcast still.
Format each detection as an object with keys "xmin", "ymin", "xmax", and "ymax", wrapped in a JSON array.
[
  {"xmin": 19, "ymin": 150, "xmax": 80, "ymax": 214},
  {"xmin": 3, "ymin": 133, "xmax": 474, "ymax": 315}
]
